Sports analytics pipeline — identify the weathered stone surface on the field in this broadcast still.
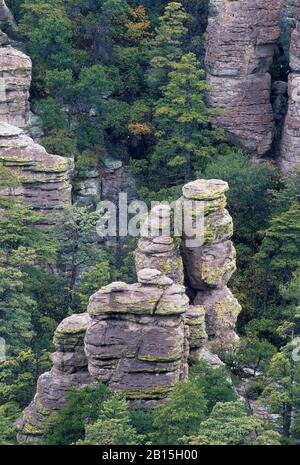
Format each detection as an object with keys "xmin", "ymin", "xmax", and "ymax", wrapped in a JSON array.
[
  {"xmin": 53, "ymin": 313, "xmax": 92, "ymax": 352},
  {"xmin": 0, "ymin": 46, "xmax": 31, "ymax": 128},
  {"xmin": 205, "ymin": 0, "xmax": 283, "ymax": 156},
  {"xmin": 183, "ymin": 240, "xmax": 237, "ymax": 290},
  {"xmin": 137, "ymin": 268, "xmax": 173, "ymax": 287},
  {"xmin": 183, "ymin": 179, "xmax": 229, "ymax": 201},
  {"xmin": 17, "ymin": 313, "xmax": 93, "ymax": 444},
  {"xmin": 181, "ymin": 181, "xmax": 237, "ymax": 290},
  {"xmin": 191, "ymin": 347, "xmax": 225, "ymax": 368},
  {"xmin": 85, "ymin": 312, "xmax": 188, "ymax": 400},
  {"xmin": 88, "ymin": 282, "xmax": 163, "ymax": 316},
  {"xmin": 195, "ymin": 287, "xmax": 241, "ymax": 346},
  {"xmin": 135, "ymin": 205, "xmax": 184, "ymax": 284},
  {"xmin": 280, "ymin": 0, "xmax": 300, "ymax": 173},
  {"xmin": 0, "ymin": 122, "xmax": 73, "ymax": 222},
  {"xmin": 156, "ymin": 284, "xmax": 189, "ymax": 315},
  {"xmin": 185, "ymin": 305, "xmax": 208, "ymax": 359}
]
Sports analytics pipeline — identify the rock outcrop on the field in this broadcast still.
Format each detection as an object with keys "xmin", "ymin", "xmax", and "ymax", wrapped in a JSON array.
[
  {"xmin": 280, "ymin": 0, "xmax": 300, "ymax": 173},
  {"xmin": 0, "ymin": 123, "xmax": 73, "ymax": 221},
  {"xmin": 0, "ymin": 45, "xmax": 31, "ymax": 129},
  {"xmin": 135, "ymin": 204, "xmax": 184, "ymax": 284},
  {"xmin": 0, "ymin": 1, "xmax": 17, "ymax": 31},
  {"xmin": 205, "ymin": 0, "xmax": 283, "ymax": 157},
  {"xmin": 17, "ymin": 179, "xmax": 241, "ymax": 443},
  {"xmin": 179, "ymin": 180, "xmax": 241, "ymax": 356},
  {"xmin": 0, "ymin": 39, "xmax": 73, "ymax": 221},
  {"xmin": 16, "ymin": 314, "xmax": 93, "ymax": 444}
]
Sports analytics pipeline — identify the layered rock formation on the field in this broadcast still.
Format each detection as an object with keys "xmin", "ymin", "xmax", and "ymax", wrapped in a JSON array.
[
  {"xmin": 17, "ymin": 179, "xmax": 241, "ymax": 443},
  {"xmin": 0, "ymin": 45, "xmax": 31, "ymax": 129},
  {"xmin": 16, "ymin": 314, "xmax": 93, "ymax": 444},
  {"xmin": 0, "ymin": 38, "xmax": 73, "ymax": 220},
  {"xmin": 205, "ymin": 0, "xmax": 283, "ymax": 157},
  {"xmin": 280, "ymin": 0, "xmax": 300, "ymax": 173},
  {"xmin": 0, "ymin": 123, "xmax": 73, "ymax": 221},
  {"xmin": 179, "ymin": 180, "xmax": 241, "ymax": 354}
]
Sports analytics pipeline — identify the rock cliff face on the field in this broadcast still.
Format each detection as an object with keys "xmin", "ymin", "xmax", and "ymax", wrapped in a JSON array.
[
  {"xmin": 280, "ymin": 0, "xmax": 300, "ymax": 173},
  {"xmin": 0, "ymin": 39, "xmax": 73, "ymax": 220},
  {"xmin": 205, "ymin": 0, "xmax": 283, "ymax": 157},
  {"xmin": 0, "ymin": 46, "xmax": 31, "ymax": 128},
  {"xmin": 17, "ymin": 179, "xmax": 241, "ymax": 443}
]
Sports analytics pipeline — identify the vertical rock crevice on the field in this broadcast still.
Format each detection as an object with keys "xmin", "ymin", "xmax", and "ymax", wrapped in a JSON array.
[
  {"xmin": 280, "ymin": 0, "xmax": 300, "ymax": 173},
  {"xmin": 205, "ymin": 0, "xmax": 283, "ymax": 158}
]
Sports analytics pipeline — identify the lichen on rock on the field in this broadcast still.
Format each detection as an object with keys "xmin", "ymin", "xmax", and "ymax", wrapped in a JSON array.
[{"xmin": 17, "ymin": 178, "xmax": 241, "ymax": 442}]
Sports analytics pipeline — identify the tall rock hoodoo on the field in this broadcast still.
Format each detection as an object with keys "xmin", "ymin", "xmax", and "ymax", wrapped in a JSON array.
[
  {"xmin": 205, "ymin": 0, "xmax": 283, "ymax": 157},
  {"xmin": 17, "ymin": 179, "xmax": 241, "ymax": 443}
]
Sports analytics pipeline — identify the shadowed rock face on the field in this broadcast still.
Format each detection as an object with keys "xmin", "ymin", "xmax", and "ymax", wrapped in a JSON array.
[
  {"xmin": 280, "ymin": 0, "xmax": 300, "ymax": 173},
  {"xmin": 205, "ymin": 0, "xmax": 283, "ymax": 156},
  {"xmin": 17, "ymin": 179, "xmax": 241, "ymax": 443}
]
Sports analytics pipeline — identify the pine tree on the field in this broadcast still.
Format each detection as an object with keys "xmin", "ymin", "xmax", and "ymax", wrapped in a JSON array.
[
  {"xmin": 148, "ymin": 2, "xmax": 188, "ymax": 91},
  {"xmin": 185, "ymin": 401, "xmax": 262, "ymax": 445},
  {"xmin": 259, "ymin": 351, "xmax": 300, "ymax": 438},
  {"xmin": 78, "ymin": 395, "xmax": 144, "ymax": 445},
  {"xmin": 152, "ymin": 52, "xmax": 223, "ymax": 183}
]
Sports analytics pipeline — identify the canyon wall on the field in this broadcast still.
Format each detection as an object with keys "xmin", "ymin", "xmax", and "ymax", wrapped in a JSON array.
[
  {"xmin": 205, "ymin": 0, "xmax": 283, "ymax": 157},
  {"xmin": 17, "ymin": 179, "xmax": 241, "ymax": 443},
  {"xmin": 280, "ymin": 0, "xmax": 300, "ymax": 173},
  {"xmin": 206, "ymin": 0, "xmax": 300, "ymax": 174}
]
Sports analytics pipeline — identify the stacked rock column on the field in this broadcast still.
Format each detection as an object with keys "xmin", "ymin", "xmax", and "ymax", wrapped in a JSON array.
[
  {"xmin": 180, "ymin": 180, "xmax": 241, "ymax": 360},
  {"xmin": 85, "ymin": 275, "xmax": 190, "ymax": 404},
  {"xmin": 17, "ymin": 179, "xmax": 242, "ymax": 442}
]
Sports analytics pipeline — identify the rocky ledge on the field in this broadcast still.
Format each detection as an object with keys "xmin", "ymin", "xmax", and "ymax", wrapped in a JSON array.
[{"xmin": 0, "ymin": 122, "xmax": 73, "ymax": 222}]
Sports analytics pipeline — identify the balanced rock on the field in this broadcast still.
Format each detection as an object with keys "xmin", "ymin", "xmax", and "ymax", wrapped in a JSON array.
[
  {"xmin": 181, "ymin": 181, "xmax": 236, "ymax": 290},
  {"xmin": 18, "ymin": 179, "xmax": 242, "ymax": 442}
]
